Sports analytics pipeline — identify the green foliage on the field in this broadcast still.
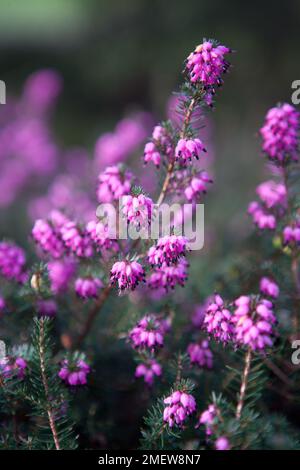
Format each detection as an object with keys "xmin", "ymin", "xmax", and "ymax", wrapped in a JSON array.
[
  {"xmin": 0, "ymin": 317, "xmax": 78, "ymax": 450},
  {"xmin": 26, "ymin": 317, "xmax": 77, "ymax": 449}
]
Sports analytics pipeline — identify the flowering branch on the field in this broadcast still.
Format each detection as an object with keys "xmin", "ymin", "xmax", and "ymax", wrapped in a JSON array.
[
  {"xmin": 156, "ymin": 97, "xmax": 196, "ymax": 207},
  {"xmin": 73, "ymin": 284, "xmax": 112, "ymax": 349}
]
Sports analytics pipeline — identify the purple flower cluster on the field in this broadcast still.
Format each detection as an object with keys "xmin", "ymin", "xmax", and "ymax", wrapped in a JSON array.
[
  {"xmin": 283, "ymin": 223, "xmax": 300, "ymax": 247},
  {"xmin": 147, "ymin": 258, "xmax": 188, "ymax": 292},
  {"xmin": 192, "ymin": 298, "xmax": 212, "ymax": 328},
  {"xmin": 256, "ymin": 180, "xmax": 287, "ymax": 209},
  {"xmin": 32, "ymin": 218, "xmax": 65, "ymax": 259},
  {"xmin": 0, "ymin": 69, "xmax": 60, "ymax": 208},
  {"xmin": 60, "ymin": 221, "xmax": 93, "ymax": 258},
  {"xmin": 259, "ymin": 277, "xmax": 279, "ymax": 299},
  {"xmin": 129, "ymin": 314, "xmax": 165, "ymax": 350},
  {"xmin": 47, "ymin": 258, "xmax": 76, "ymax": 294},
  {"xmin": 184, "ymin": 172, "xmax": 213, "ymax": 201},
  {"xmin": 22, "ymin": 69, "xmax": 62, "ymax": 114},
  {"xmin": 121, "ymin": 194, "xmax": 154, "ymax": 228},
  {"xmin": 197, "ymin": 404, "xmax": 230, "ymax": 449},
  {"xmin": 148, "ymin": 235, "xmax": 188, "ymax": 267},
  {"xmin": 260, "ymin": 103, "xmax": 299, "ymax": 164},
  {"xmin": 203, "ymin": 294, "xmax": 233, "ymax": 343},
  {"xmin": 248, "ymin": 180, "xmax": 286, "ymax": 230},
  {"xmin": 86, "ymin": 220, "xmax": 119, "ymax": 254},
  {"xmin": 97, "ymin": 165, "xmax": 134, "ymax": 203},
  {"xmin": 175, "ymin": 138, "xmax": 206, "ymax": 162},
  {"xmin": 144, "ymin": 125, "xmax": 173, "ymax": 168},
  {"xmin": 75, "ymin": 277, "xmax": 103, "ymax": 299},
  {"xmin": 163, "ymin": 390, "xmax": 196, "ymax": 428},
  {"xmin": 187, "ymin": 340, "xmax": 213, "ymax": 369},
  {"xmin": 94, "ymin": 113, "xmax": 149, "ymax": 169},
  {"xmin": 0, "ymin": 241, "xmax": 27, "ymax": 283},
  {"xmin": 0, "ymin": 296, "xmax": 6, "ymax": 313},
  {"xmin": 203, "ymin": 291, "xmax": 278, "ymax": 352},
  {"xmin": 32, "ymin": 211, "xmax": 94, "ymax": 260},
  {"xmin": 232, "ymin": 296, "xmax": 277, "ymax": 351},
  {"xmin": 110, "ymin": 260, "xmax": 145, "ymax": 292},
  {"xmin": 186, "ymin": 40, "xmax": 231, "ymax": 101},
  {"xmin": 248, "ymin": 201, "xmax": 276, "ymax": 230},
  {"xmin": 135, "ymin": 360, "xmax": 162, "ymax": 386},
  {"xmin": 58, "ymin": 359, "xmax": 90, "ymax": 386},
  {"xmin": 144, "ymin": 141, "xmax": 162, "ymax": 167},
  {"xmin": 0, "ymin": 356, "xmax": 27, "ymax": 379},
  {"xmin": 215, "ymin": 436, "xmax": 230, "ymax": 450},
  {"xmin": 197, "ymin": 404, "xmax": 217, "ymax": 435},
  {"xmin": 37, "ymin": 299, "xmax": 57, "ymax": 317},
  {"xmin": 28, "ymin": 150, "xmax": 95, "ymax": 224},
  {"xmin": 147, "ymin": 235, "xmax": 188, "ymax": 292}
]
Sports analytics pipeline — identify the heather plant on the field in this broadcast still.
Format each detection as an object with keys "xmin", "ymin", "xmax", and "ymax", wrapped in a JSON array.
[{"xmin": 0, "ymin": 38, "xmax": 300, "ymax": 451}]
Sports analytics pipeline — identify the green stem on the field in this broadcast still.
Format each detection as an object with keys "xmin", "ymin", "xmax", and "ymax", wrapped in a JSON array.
[{"xmin": 38, "ymin": 319, "xmax": 61, "ymax": 450}]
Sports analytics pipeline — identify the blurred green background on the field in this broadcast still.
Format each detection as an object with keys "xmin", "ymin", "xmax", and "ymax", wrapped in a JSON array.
[{"xmin": 0, "ymin": 0, "xmax": 299, "ymax": 236}]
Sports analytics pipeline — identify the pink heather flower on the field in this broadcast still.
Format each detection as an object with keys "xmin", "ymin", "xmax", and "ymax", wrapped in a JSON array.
[
  {"xmin": 60, "ymin": 221, "xmax": 93, "ymax": 258},
  {"xmin": 0, "ymin": 241, "xmax": 27, "ymax": 283},
  {"xmin": 110, "ymin": 260, "xmax": 145, "ymax": 291},
  {"xmin": 192, "ymin": 298, "xmax": 212, "ymax": 328},
  {"xmin": 203, "ymin": 294, "xmax": 233, "ymax": 343},
  {"xmin": 248, "ymin": 180, "xmax": 287, "ymax": 231},
  {"xmin": 144, "ymin": 125, "xmax": 173, "ymax": 167},
  {"xmin": 75, "ymin": 277, "xmax": 103, "ymax": 299},
  {"xmin": 97, "ymin": 165, "xmax": 133, "ymax": 203},
  {"xmin": 184, "ymin": 172, "xmax": 213, "ymax": 201},
  {"xmin": 175, "ymin": 138, "xmax": 206, "ymax": 162},
  {"xmin": 94, "ymin": 113, "xmax": 149, "ymax": 168},
  {"xmin": 135, "ymin": 360, "xmax": 162, "ymax": 386},
  {"xmin": 86, "ymin": 220, "xmax": 119, "ymax": 254},
  {"xmin": 147, "ymin": 258, "xmax": 188, "ymax": 291},
  {"xmin": 144, "ymin": 142, "xmax": 161, "ymax": 167},
  {"xmin": 215, "ymin": 436, "xmax": 230, "ymax": 450},
  {"xmin": 163, "ymin": 390, "xmax": 196, "ymax": 428},
  {"xmin": 37, "ymin": 299, "xmax": 57, "ymax": 317},
  {"xmin": 186, "ymin": 41, "xmax": 231, "ymax": 89},
  {"xmin": 32, "ymin": 219, "xmax": 65, "ymax": 259},
  {"xmin": 197, "ymin": 404, "xmax": 217, "ymax": 435},
  {"xmin": 260, "ymin": 103, "xmax": 299, "ymax": 163},
  {"xmin": 256, "ymin": 180, "xmax": 287, "ymax": 210},
  {"xmin": 121, "ymin": 194, "xmax": 154, "ymax": 228},
  {"xmin": 247, "ymin": 201, "xmax": 276, "ymax": 230},
  {"xmin": 115, "ymin": 115, "xmax": 149, "ymax": 153},
  {"xmin": 0, "ymin": 356, "xmax": 27, "ymax": 379},
  {"xmin": 0, "ymin": 296, "xmax": 5, "ymax": 312},
  {"xmin": 187, "ymin": 340, "xmax": 213, "ymax": 369},
  {"xmin": 232, "ymin": 296, "xmax": 277, "ymax": 351},
  {"xmin": 259, "ymin": 277, "xmax": 279, "ymax": 299},
  {"xmin": 283, "ymin": 224, "xmax": 300, "ymax": 246},
  {"xmin": 148, "ymin": 235, "xmax": 188, "ymax": 266},
  {"xmin": 48, "ymin": 259, "xmax": 76, "ymax": 294},
  {"xmin": 129, "ymin": 314, "xmax": 165, "ymax": 350},
  {"xmin": 58, "ymin": 359, "xmax": 90, "ymax": 386},
  {"xmin": 22, "ymin": 69, "xmax": 62, "ymax": 114}
]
